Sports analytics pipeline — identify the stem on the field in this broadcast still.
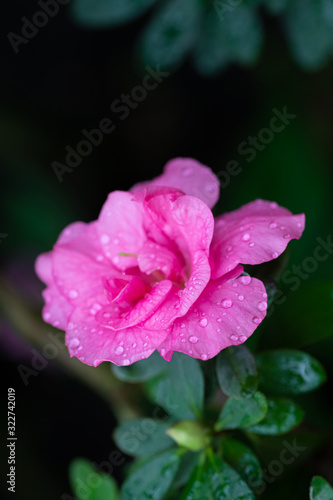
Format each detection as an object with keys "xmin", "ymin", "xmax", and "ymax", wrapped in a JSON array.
[{"xmin": 0, "ymin": 277, "xmax": 142, "ymax": 422}]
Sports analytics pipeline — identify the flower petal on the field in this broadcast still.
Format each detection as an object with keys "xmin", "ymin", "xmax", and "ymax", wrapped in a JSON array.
[
  {"xmin": 66, "ymin": 295, "xmax": 170, "ymax": 366},
  {"xmin": 131, "ymin": 157, "xmax": 220, "ymax": 209},
  {"xmin": 158, "ymin": 266, "xmax": 267, "ymax": 361},
  {"xmin": 210, "ymin": 199, "xmax": 305, "ymax": 279},
  {"xmin": 97, "ymin": 191, "xmax": 146, "ymax": 270}
]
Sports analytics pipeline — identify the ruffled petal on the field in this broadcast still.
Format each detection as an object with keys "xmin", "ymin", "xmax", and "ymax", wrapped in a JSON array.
[
  {"xmin": 66, "ymin": 295, "xmax": 170, "ymax": 367},
  {"xmin": 131, "ymin": 158, "xmax": 220, "ymax": 209},
  {"xmin": 210, "ymin": 199, "xmax": 305, "ymax": 279},
  {"xmin": 158, "ymin": 266, "xmax": 267, "ymax": 361}
]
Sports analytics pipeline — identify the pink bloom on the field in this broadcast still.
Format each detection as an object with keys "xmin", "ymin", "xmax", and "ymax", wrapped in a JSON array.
[{"xmin": 35, "ymin": 158, "xmax": 305, "ymax": 366}]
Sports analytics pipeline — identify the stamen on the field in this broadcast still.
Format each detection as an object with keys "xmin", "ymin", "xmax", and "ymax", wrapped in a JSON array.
[{"xmin": 119, "ymin": 252, "xmax": 138, "ymax": 257}]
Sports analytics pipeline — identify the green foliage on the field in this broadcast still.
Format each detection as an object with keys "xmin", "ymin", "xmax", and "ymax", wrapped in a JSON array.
[
  {"xmin": 222, "ymin": 438, "xmax": 262, "ymax": 489},
  {"xmin": 111, "ymin": 350, "xmax": 168, "ymax": 383},
  {"xmin": 247, "ymin": 397, "xmax": 304, "ymax": 435},
  {"xmin": 181, "ymin": 454, "xmax": 255, "ymax": 500},
  {"xmin": 216, "ymin": 345, "xmax": 258, "ymax": 399},
  {"xmin": 114, "ymin": 418, "xmax": 174, "ymax": 457},
  {"xmin": 145, "ymin": 352, "xmax": 204, "ymax": 420},
  {"xmin": 69, "ymin": 458, "xmax": 119, "ymax": 500},
  {"xmin": 215, "ymin": 391, "xmax": 268, "ymax": 431},
  {"xmin": 121, "ymin": 448, "xmax": 181, "ymax": 500},
  {"xmin": 70, "ymin": 0, "xmax": 157, "ymax": 28},
  {"xmin": 70, "ymin": 0, "xmax": 333, "ymax": 73},
  {"xmin": 256, "ymin": 349, "xmax": 327, "ymax": 395},
  {"xmin": 310, "ymin": 476, "xmax": 333, "ymax": 500}
]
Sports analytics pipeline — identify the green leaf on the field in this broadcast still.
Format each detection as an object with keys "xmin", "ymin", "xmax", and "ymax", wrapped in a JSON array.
[
  {"xmin": 114, "ymin": 418, "xmax": 174, "ymax": 457},
  {"xmin": 247, "ymin": 398, "xmax": 304, "ymax": 435},
  {"xmin": 146, "ymin": 352, "xmax": 204, "ymax": 420},
  {"xmin": 111, "ymin": 351, "xmax": 167, "ymax": 383},
  {"xmin": 310, "ymin": 476, "xmax": 333, "ymax": 500},
  {"xmin": 71, "ymin": 0, "xmax": 157, "ymax": 28},
  {"xmin": 173, "ymin": 452, "xmax": 200, "ymax": 489},
  {"xmin": 256, "ymin": 349, "xmax": 326, "ymax": 395},
  {"xmin": 222, "ymin": 438, "xmax": 262, "ymax": 490},
  {"xmin": 140, "ymin": 0, "xmax": 202, "ymax": 70},
  {"xmin": 265, "ymin": 0, "xmax": 289, "ymax": 14},
  {"xmin": 216, "ymin": 345, "xmax": 258, "ymax": 399},
  {"xmin": 215, "ymin": 392, "xmax": 267, "ymax": 431},
  {"xmin": 121, "ymin": 448, "xmax": 181, "ymax": 500},
  {"xmin": 69, "ymin": 458, "xmax": 119, "ymax": 500},
  {"xmin": 194, "ymin": 5, "xmax": 263, "ymax": 76},
  {"xmin": 284, "ymin": 0, "xmax": 333, "ymax": 69},
  {"xmin": 181, "ymin": 454, "xmax": 255, "ymax": 499}
]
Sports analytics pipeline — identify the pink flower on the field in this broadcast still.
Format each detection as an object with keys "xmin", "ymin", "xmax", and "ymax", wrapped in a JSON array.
[{"xmin": 35, "ymin": 158, "xmax": 305, "ymax": 366}]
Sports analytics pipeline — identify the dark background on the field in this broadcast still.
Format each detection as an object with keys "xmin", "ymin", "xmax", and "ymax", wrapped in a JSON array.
[{"xmin": 1, "ymin": 1, "xmax": 333, "ymax": 499}]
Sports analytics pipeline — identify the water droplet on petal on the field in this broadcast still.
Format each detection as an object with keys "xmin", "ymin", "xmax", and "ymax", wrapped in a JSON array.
[
  {"xmin": 68, "ymin": 338, "xmax": 80, "ymax": 349},
  {"xmin": 68, "ymin": 289, "xmax": 79, "ymax": 299},
  {"xmin": 180, "ymin": 323, "xmax": 186, "ymax": 329},
  {"xmin": 100, "ymin": 234, "xmax": 110, "ymax": 245},
  {"xmin": 143, "ymin": 342, "xmax": 148, "ymax": 347},
  {"xmin": 44, "ymin": 312, "xmax": 51, "ymax": 320},
  {"xmin": 189, "ymin": 336, "xmax": 198, "ymax": 344},
  {"xmin": 238, "ymin": 295, "xmax": 244, "ymax": 301},
  {"xmin": 284, "ymin": 233, "xmax": 291, "ymax": 239},
  {"xmin": 221, "ymin": 298, "xmax": 233, "ymax": 308},
  {"xmin": 132, "ymin": 343, "xmax": 137, "ymax": 348},
  {"xmin": 272, "ymin": 252, "xmax": 278, "ymax": 258},
  {"xmin": 199, "ymin": 318, "xmax": 208, "ymax": 327},
  {"xmin": 240, "ymin": 276, "xmax": 251, "ymax": 285},
  {"xmin": 216, "ymin": 318, "xmax": 222, "ymax": 323},
  {"xmin": 242, "ymin": 233, "xmax": 251, "ymax": 241},
  {"xmin": 270, "ymin": 202, "xmax": 278, "ymax": 209},
  {"xmin": 227, "ymin": 246, "xmax": 233, "ymax": 252},
  {"xmin": 252, "ymin": 316, "xmax": 261, "ymax": 324},
  {"xmin": 115, "ymin": 346, "xmax": 124, "ymax": 355},
  {"xmin": 239, "ymin": 335, "xmax": 247, "ymax": 342},
  {"xmin": 122, "ymin": 359, "xmax": 130, "ymax": 366},
  {"xmin": 269, "ymin": 222, "xmax": 277, "ymax": 229},
  {"xmin": 249, "ymin": 242, "xmax": 255, "ymax": 247},
  {"xmin": 230, "ymin": 334, "xmax": 238, "ymax": 342},
  {"xmin": 232, "ymin": 281, "xmax": 238, "ymax": 288},
  {"xmin": 257, "ymin": 301, "xmax": 267, "ymax": 311},
  {"xmin": 181, "ymin": 338, "xmax": 186, "ymax": 343},
  {"xmin": 201, "ymin": 354, "xmax": 208, "ymax": 360}
]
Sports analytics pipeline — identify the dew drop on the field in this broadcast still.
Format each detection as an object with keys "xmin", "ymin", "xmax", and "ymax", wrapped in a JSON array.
[
  {"xmin": 68, "ymin": 338, "xmax": 80, "ymax": 349},
  {"xmin": 201, "ymin": 354, "xmax": 208, "ymax": 360},
  {"xmin": 68, "ymin": 289, "xmax": 79, "ymax": 299},
  {"xmin": 199, "ymin": 318, "xmax": 208, "ymax": 327},
  {"xmin": 232, "ymin": 282, "xmax": 238, "ymax": 288},
  {"xmin": 143, "ymin": 342, "xmax": 148, "ymax": 347},
  {"xmin": 189, "ymin": 336, "xmax": 198, "ymax": 344},
  {"xmin": 122, "ymin": 359, "xmax": 130, "ymax": 366},
  {"xmin": 239, "ymin": 335, "xmax": 247, "ymax": 342},
  {"xmin": 100, "ymin": 234, "xmax": 110, "ymax": 245},
  {"xmin": 238, "ymin": 295, "xmax": 244, "ymax": 301},
  {"xmin": 272, "ymin": 252, "xmax": 278, "ymax": 259},
  {"xmin": 221, "ymin": 298, "xmax": 233, "ymax": 308},
  {"xmin": 44, "ymin": 312, "xmax": 51, "ymax": 320},
  {"xmin": 284, "ymin": 233, "xmax": 291, "ymax": 239},
  {"xmin": 257, "ymin": 301, "xmax": 267, "ymax": 311},
  {"xmin": 252, "ymin": 316, "xmax": 261, "ymax": 324},
  {"xmin": 180, "ymin": 323, "xmax": 186, "ymax": 329},
  {"xmin": 242, "ymin": 233, "xmax": 251, "ymax": 241},
  {"xmin": 132, "ymin": 343, "xmax": 137, "ymax": 348},
  {"xmin": 240, "ymin": 276, "xmax": 251, "ymax": 285},
  {"xmin": 249, "ymin": 242, "xmax": 255, "ymax": 247},
  {"xmin": 181, "ymin": 338, "xmax": 186, "ymax": 343},
  {"xmin": 269, "ymin": 222, "xmax": 277, "ymax": 229},
  {"xmin": 229, "ymin": 334, "xmax": 238, "ymax": 342},
  {"xmin": 115, "ymin": 346, "xmax": 124, "ymax": 355},
  {"xmin": 119, "ymin": 341, "xmax": 124, "ymax": 346},
  {"xmin": 227, "ymin": 246, "xmax": 233, "ymax": 252},
  {"xmin": 216, "ymin": 318, "xmax": 222, "ymax": 323}
]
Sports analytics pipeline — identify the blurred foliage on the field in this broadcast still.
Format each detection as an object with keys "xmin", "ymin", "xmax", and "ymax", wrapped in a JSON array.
[{"xmin": 70, "ymin": 0, "xmax": 333, "ymax": 73}]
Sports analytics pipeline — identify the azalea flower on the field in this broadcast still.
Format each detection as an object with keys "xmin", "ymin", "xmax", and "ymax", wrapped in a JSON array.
[{"xmin": 35, "ymin": 158, "xmax": 305, "ymax": 366}]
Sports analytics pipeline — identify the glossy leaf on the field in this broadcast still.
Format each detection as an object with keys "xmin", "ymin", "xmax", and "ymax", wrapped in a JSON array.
[
  {"xmin": 222, "ymin": 437, "xmax": 262, "ymax": 490},
  {"xmin": 215, "ymin": 392, "xmax": 267, "ymax": 431},
  {"xmin": 310, "ymin": 476, "xmax": 333, "ymax": 500},
  {"xmin": 114, "ymin": 418, "xmax": 174, "ymax": 457},
  {"xmin": 181, "ymin": 454, "xmax": 255, "ymax": 500},
  {"xmin": 69, "ymin": 458, "xmax": 119, "ymax": 500},
  {"xmin": 140, "ymin": 0, "xmax": 202, "ymax": 70},
  {"xmin": 121, "ymin": 448, "xmax": 181, "ymax": 500},
  {"xmin": 247, "ymin": 398, "xmax": 304, "ymax": 435},
  {"xmin": 146, "ymin": 352, "xmax": 204, "ymax": 420},
  {"xmin": 256, "ymin": 349, "xmax": 326, "ymax": 395},
  {"xmin": 216, "ymin": 345, "xmax": 258, "ymax": 399},
  {"xmin": 71, "ymin": 0, "xmax": 157, "ymax": 28},
  {"xmin": 111, "ymin": 350, "xmax": 167, "ymax": 383}
]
